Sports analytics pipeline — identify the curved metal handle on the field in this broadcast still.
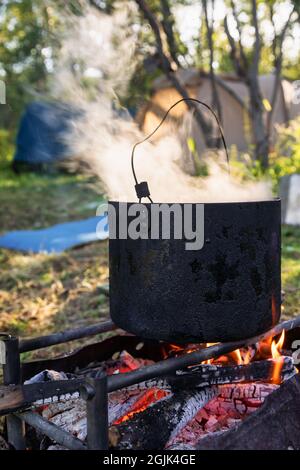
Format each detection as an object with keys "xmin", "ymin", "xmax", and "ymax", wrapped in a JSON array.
[{"xmin": 131, "ymin": 97, "xmax": 229, "ymax": 202}]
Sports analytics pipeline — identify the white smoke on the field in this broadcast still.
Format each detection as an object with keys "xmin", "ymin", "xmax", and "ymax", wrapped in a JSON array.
[{"xmin": 51, "ymin": 3, "xmax": 272, "ymax": 203}]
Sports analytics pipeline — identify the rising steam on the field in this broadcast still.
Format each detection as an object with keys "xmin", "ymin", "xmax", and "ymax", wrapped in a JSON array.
[{"xmin": 51, "ymin": 3, "xmax": 272, "ymax": 203}]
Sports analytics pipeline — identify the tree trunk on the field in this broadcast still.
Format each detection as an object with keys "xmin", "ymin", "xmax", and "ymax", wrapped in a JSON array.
[
  {"xmin": 135, "ymin": 0, "xmax": 216, "ymax": 148},
  {"xmin": 247, "ymin": 75, "xmax": 269, "ymax": 168}
]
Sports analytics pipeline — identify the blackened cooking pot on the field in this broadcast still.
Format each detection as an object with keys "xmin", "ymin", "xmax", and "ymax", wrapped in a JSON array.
[{"xmin": 109, "ymin": 199, "xmax": 281, "ymax": 343}]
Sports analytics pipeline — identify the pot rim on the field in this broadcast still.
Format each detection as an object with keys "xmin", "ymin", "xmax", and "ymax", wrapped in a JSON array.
[{"xmin": 108, "ymin": 198, "xmax": 281, "ymax": 205}]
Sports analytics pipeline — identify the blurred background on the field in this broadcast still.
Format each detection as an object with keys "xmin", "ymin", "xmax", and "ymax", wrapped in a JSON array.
[{"xmin": 0, "ymin": 0, "xmax": 299, "ymax": 359}]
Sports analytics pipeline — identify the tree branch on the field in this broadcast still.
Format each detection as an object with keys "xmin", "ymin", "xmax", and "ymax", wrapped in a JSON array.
[
  {"xmin": 230, "ymin": 0, "xmax": 248, "ymax": 72},
  {"xmin": 203, "ymin": 0, "xmax": 223, "ymax": 126},
  {"xmin": 267, "ymin": 6, "xmax": 295, "ymax": 133},
  {"xmin": 160, "ymin": 0, "xmax": 180, "ymax": 68},
  {"xmin": 224, "ymin": 15, "xmax": 246, "ymax": 78},
  {"xmin": 135, "ymin": 0, "xmax": 213, "ymax": 144},
  {"xmin": 251, "ymin": 0, "xmax": 261, "ymax": 76}
]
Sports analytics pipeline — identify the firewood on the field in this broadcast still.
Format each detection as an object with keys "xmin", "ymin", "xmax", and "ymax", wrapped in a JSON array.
[
  {"xmin": 123, "ymin": 356, "xmax": 295, "ymax": 392},
  {"xmin": 110, "ymin": 387, "xmax": 218, "ymax": 450},
  {"xmin": 196, "ymin": 374, "xmax": 300, "ymax": 450},
  {"xmin": 40, "ymin": 387, "xmax": 168, "ymax": 444},
  {"xmin": 218, "ymin": 382, "xmax": 279, "ymax": 401},
  {"xmin": 167, "ymin": 383, "xmax": 279, "ymax": 449}
]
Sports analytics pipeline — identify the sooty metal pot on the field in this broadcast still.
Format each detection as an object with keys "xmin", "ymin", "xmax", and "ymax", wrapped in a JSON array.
[{"xmin": 109, "ymin": 199, "xmax": 281, "ymax": 343}]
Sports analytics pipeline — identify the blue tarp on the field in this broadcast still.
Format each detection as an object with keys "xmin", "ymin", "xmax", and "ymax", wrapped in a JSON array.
[
  {"xmin": 13, "ymin": 101, "xmax": 77, "ymax": 167},
  {"xmin": 0, "ymin": 216, "xmax": 108, "ymax": 254}
]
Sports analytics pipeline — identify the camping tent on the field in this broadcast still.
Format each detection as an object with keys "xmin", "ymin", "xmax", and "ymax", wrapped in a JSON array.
[
  {"xmin": 137, "ymin": 71, "xmax": 300, "ymax": 154},
  {"xmin": 13, "ymin": 101, "xmax": 78, "ymax": 172}
]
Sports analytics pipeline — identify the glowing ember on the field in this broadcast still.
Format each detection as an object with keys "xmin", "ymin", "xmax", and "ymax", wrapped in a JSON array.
[
  {"xmin": 114, "ymin": 389, "xmax": 169, "ymax": 424},
  {"xmin": 32, "ymin": 328, "xmax": 295, "ymax": 451}
]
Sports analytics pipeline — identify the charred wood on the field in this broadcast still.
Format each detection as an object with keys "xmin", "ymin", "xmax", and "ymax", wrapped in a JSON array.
[
  {"xmin": 168, "ymin": 383, "xmax": 279, "ymax": 449},
  {"xmin": 110, "ymin": 387, "xmax": 217, "ymax": 450},
  {"xmin": 196, "ymin": 374, "xmax": 300, "ymax": 450},
  {"xmin": 170, "ymin": 356, "xmax": 295, "ymax": 388},
  {"xmin": 107, "ymin": 316, "xmax": 300, "ymax": 392},
  {"xmin": 123, "ymin": 357, "xmax": 295, "ymax": 392}
]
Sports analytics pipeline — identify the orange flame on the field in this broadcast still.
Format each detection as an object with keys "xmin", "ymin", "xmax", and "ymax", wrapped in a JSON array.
[
  {"xmin": 203, "ymin": 343, "xmax": 218, "ymax": 364},
  {"xmin": 232, "ymin": 349, "xmax": 243, "ymax": 365},
  {"xmin": 168, "ymin": 331, "xmax": 286, "ymax": 376},
  {"xmin": 242, "ymin": 349, "xmax": 252, "ymax": 365},
  {"xmin": 270, "ymin": 330, "xmax": 285, "ymax": 384},
  {"xmin": 271, "ymin": 330, "xmax": 285, "ymax": 358}
]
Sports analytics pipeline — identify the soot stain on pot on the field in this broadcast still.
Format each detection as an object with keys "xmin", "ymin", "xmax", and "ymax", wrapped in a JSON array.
[
  {"xmin": 209, "ymin": 254, "xmax": 240, "ymax": 283},
  {"xmin": 250, "ymin": 267, "xmax": 262, "ymax": 296},
  {"xmin": 138, "ymin": 241, "xmax": 172, "ymax": 287},
  {"xmin": 189, "ymin": 258, "xmax": 202, "ymax": 274},
  {"xmin": 126, "ymin": 250, "xmax": 137, "ymax": 275}
]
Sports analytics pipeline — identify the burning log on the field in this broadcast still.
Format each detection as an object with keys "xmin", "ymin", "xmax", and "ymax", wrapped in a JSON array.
[
  {"xmin": 110, "ymin": 387, "xmax": 217, "ymax": 450},
  {"xmin": 195, "ymin": 374, "xmax": 300, "ymax": 450},
  {"xmin": 107, "ymin": 317, "xmax": 300, "ymax": 393},
  {"xmin": 218, "ymin": 382, "xmax": 279, "ymax": 402},
  {"xmin": 169, "ymin": 356, "xmax": 295, "ymax": 388},
  {"xmin": 24, "ymin": 356, "xmax": 293, "ymax": 448},
  {"xmin": 123, "ymin": 356, "xmax": 295, "ymax": 392},
  {"xmin": 167, "ymin": 383, "xmax": 280, "ymax": 449},
  {"xmin": 38, "ymin": 387, "xmax": 170, "ymax": 444}
]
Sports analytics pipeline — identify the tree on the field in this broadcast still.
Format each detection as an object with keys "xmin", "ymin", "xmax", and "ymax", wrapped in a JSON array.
[
  {"xmin": 203, "ymin": 0, "xmax": 222, "ymax": 124},
  {"xmin": 0, "ymin": 0, "xmax": 60, "ymax": 135},
  {"xmin": 134, "ymin": 0, "xmax": 221, "ymax": 148},
  {"xmin": 132, "ymin": 0, "xmax": 298, "ymax": 167},
  {"xmin": 224, "ymin": 0, "xmax": 296, "ymax": 167}
]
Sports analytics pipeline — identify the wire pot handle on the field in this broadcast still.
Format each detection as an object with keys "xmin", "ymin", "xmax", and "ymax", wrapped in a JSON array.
[{"xmin": 131, "ymin": 97, "xmax": 229, "ymax": 203}]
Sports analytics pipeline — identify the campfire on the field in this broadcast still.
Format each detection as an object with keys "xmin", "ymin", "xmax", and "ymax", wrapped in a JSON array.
[
  {"xmin": 1, "ymin": 316, "xmax": 299, "ymax": 450},
  {"xmin": 33, "ymin": 330, "xmax": 294, "ymax": 450}
]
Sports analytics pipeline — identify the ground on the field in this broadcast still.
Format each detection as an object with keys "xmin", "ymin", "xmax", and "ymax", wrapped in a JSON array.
[
  {"xmin": 0, "ymin": 166, "xmax": 110, "ymax": 360},
  {"xmin": 0, "ymin": 166, "xmax": 299, "ymax": 361}
]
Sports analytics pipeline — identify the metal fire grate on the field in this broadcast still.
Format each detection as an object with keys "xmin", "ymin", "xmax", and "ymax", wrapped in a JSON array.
[{"xmin": 1, "ymin": 316, "xmax": 300, "ymax": 450}]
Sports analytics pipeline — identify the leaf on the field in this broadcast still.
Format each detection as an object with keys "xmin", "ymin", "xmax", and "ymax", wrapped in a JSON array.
[
  {"xmin": 187, "ymin": 137, "xmax": 196, "ymax": 153},
  {"xmin": 263, "ymin": 98, "xmax": 272, "ymax": 112}
]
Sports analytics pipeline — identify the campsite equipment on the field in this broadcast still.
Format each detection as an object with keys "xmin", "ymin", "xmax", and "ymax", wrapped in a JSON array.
[
  {"xmin": 0, "ymin": 216, "xmax": 108, "ymax": 254},
  {"xmin": 13, "ymin": 102, "xmax": 78, "ymax": 173},
  {"xmin": 109, "ymin": 98, "xmax": 281, "ymax": 343},
  {"xmin": 139, "ymin": 72, "xmax": 300, "ymax": 152}
]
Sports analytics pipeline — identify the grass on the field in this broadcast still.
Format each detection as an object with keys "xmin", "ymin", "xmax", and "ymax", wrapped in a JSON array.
[
  {"xmin": 0, "ymin": 164, "xmax": 110, "ymax": 359},
  {"xmin": 0, "ymin": 162, "xmax": 299, "ymax": 360},
  {"xmin": 281, "ymin": 225, "xmax": 300, "ymax": 319}
]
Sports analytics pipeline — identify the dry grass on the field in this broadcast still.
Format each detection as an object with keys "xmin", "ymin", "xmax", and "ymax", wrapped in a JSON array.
[
  {"xmin": 0, "ymin": 243, "xmax": 109, "ymax": 358},
  {"xmin": 0, "ymin": 170, "xmax": 110, "ymax": 359}
]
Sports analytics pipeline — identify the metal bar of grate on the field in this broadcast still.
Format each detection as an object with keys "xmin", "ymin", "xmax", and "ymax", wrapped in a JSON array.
[
  {"xmin": 18, "ymin": 412, "xmax": 87, "ymax": 450},
  {"xmin": 19, "ymin": 320, "xmax": 116, "ymax": 353},
  {"xmin": 2, "ymin": 335, "xmax": 26, "ymax": 450}
]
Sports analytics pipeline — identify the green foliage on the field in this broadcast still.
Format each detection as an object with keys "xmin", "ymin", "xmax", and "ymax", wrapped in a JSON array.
[
  {"xmin": 0, "ymin": 129, "xmax": 14, "ymax": 167},
  {"xmin": 228, "ymin": 118, "xmax": 300, "ymax": 193},
  {"xmin": 0, "ymin": 0, "xmax": 61, "ymax": 135},
  {"xmin": 281, "ymin": 224, "xmax": 300, "ymax": 319},
  {"xmin": 268, "ymin": 117, "xmax": 300, "ymax": 189},
  {"xmin": 187, "ymin": 137, "xmax": 209, "ymax": 176}
]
